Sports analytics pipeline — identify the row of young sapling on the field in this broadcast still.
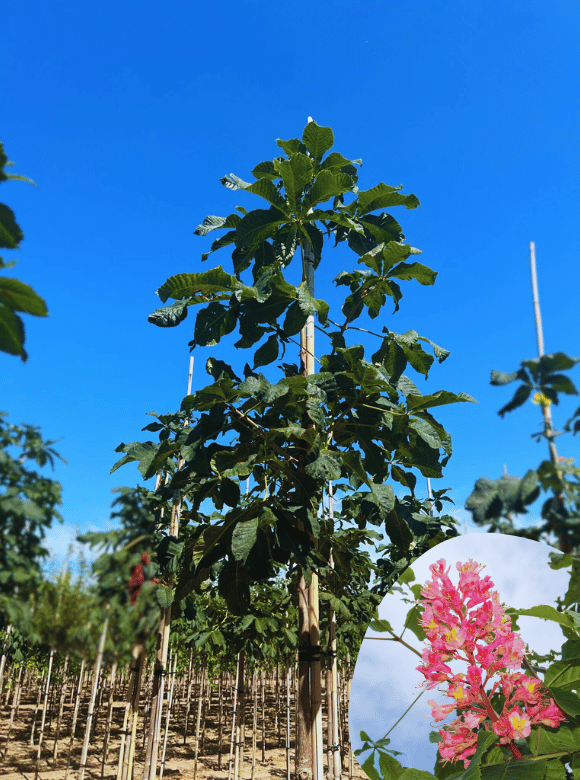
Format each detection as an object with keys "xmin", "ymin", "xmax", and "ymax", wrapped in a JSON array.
[{"xmin": 0, "ymin": 566, "xmax": 369, "ymax": 780}]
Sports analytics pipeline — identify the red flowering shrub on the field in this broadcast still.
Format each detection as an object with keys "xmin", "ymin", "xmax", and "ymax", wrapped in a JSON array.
[{"xmin": 128, "ymin": 553, "xmax": 150, "ymax": 605}]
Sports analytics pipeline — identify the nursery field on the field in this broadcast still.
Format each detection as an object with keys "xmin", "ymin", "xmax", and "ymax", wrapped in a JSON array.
[{"xmin": 0, "ymin": 659, "xmax": 368, "ymax": 780}]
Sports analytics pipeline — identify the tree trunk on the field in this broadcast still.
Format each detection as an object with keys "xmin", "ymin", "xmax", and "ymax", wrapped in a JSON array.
[
  {"xmin": 296, "ymin": 572, "xmax": 313, "ymax": 780},
  {"xmin": 0, "ymin": 624, "xmax": 12, "ymax": 700},
  {"xmin": 118, "ymin": 632, "xmax": 146, "ymax": 780}
]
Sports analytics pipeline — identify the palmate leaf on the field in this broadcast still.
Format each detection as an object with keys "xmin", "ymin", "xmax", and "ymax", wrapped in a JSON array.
[
  {"xmin": 302, "ymin": 120, "xmax": 334, "ymax": 164},
  {"xmin": 0, "ymin": 277, "xmax": 48, "ymax": 316},
  {"xmin": 0, "ymin": 203, "xmax": 24, "ymax": 249},
  {"xmin": 358, "ymin": 241, "xmax": 413, "ymax": 274},
  {"xmin": 235, "ymin": 207, "xmax": 288, "ymax": 247},
  {"xmin": 218, "ymin": 559, "xmax": 251, "ymax": 615},
  {"xmin": 406, "ymin": 390, "xmax": 477, "ymax": 413},
  {"xmin": 302, "ymin": 170, "xmax": 356, "ymax": 210},
  {"xmin": 273, "ymin": 153, "xmax": 314, "ymax": 214},
  {"xmin": 0, "ymin": 304, "xmax": 26, "ymax": 359},
  {"xmin": 349, "ymin": 212, "xmax": 404, "ymax": 255},
  {"xmin": 320, "ymin": 151, "xmax": 362, "ymax": 175},
  {"xmin": 357, "ymin": 182, "xmax": 420, "ymax": 216},
  {"xmin": 193, "ymin": 301, "xmax": 237, "ymax": 347},
  {"xmin": 222, "ymin": 176, "xmax": 290, "ymax": 213},
  {"xmin": 283, "ymin": 300, "xmax": 308, "ymax": 336},
  {"xmin": 543, "ymin": 373, "xmax": 579, "ymax": 396},
  {"xmin": 148, "ymin": 299, "xmax": 188, "ymax": 327},
  {"xmin": 497, "ymin": 384, "xmax": 533, "ymax": 418},
  {"xmin": 251, "ymin": 160, "xmax": 278, "ymax": 180},
  {"xmin": 525, "ymin": 353, "xmax": 580, "ymax": 379},
  {"xmin": 253, "ymin": 334, "xmax": 279, "ymax": 368},
  {"xmin": 231, "ymin": 518, "xmax": 258, "ymax": 564},
  {"xmin": 276, "ymin": 137, "xmax": 306, "ymax": 156},
  {"xmin": 490, "ymin": 368, "xmax": 529, "ymax": 386},
  {"xmin": 194, "ymin": 212, "xmax": 241, "ymax": 236},
  {"xmin": 388, "ymin": 261, "xmax": 437, "ymax": 286},
  {"xmin": 297, "ymin": 282, "xmax": 330, "ymax": 325},
  {"xmin": 243, "ymin": 178, "xmax": 289, "ymax": 212},
  {"xmin": 156, "ymin": 267, "xmax": 237, "ymax": 303},
  {"xmin": 301, "ymin": 222, "xmax": 324, "ymax": 266}
]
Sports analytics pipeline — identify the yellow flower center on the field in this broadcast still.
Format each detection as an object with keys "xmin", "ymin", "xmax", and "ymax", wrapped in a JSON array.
[
  {"xmin": 445, "ymin": 627, "xmax": 457, "ymax": 642},
  {"xmin": 452, "ymin": 686, "xmax": 466, "ymax": 701},
  {"xmin": 510, "ymin": 714, "xmax": 526, "ymax": 730}
]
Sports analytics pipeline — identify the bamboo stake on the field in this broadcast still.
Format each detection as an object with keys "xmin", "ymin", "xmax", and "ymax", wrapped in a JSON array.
[
  {"xmin": 2, "ymin": 663, "xmax": 23, "ymax": 761},
  {"xmin": 78, "ymin": 604, "xmax": 110, "ymax": 780},
  {"xmin": 64, "ymin": 654, "xmax": 87, "ymax": 780},
  {"xmin": 260, "ymin": 668, "xmax": 265, "ymax": 763},
  {"xmin": 33, "ymin": 647, "xmax": 55, "ymax": 779},
  {"xmin": 52, "ymin": 653, "xmax": 70, "ymax": 759},
  {"xmin": 144, "ymin": 357, "xmax": 194, "ymax": 780},
  {"xmin": 183, "ymin": 649, "xmax": 195, "ymax": 744},
  {"xmin": 119, "ymin": 633, "xmax": 146, "ymax": 780},
  {"xmin": 34, "ymin": 562, "xmax": 68, "ymax": 780},
  {"xmin": 327, "ymin": 483, "xmax": 341, "ymax": 779},
  {"xmin": 286, "ymin": 659, "xmax": 291, "ymax": 780},
  {"xmin": 230, "ymin": 650, "xmax": 246, "ymax": 780},
  {"xmin": 297, "ymin": 151, "xmax": 324, "ymax": 779},
  {"xmin": 29, "ymin": 670, "xmax": 45, "ymax": 747},
  {"xmin": 251, "ymin": 668, "xmax": 257, "ymax": 779},
  {"xmin": 217, "ymin": 670, "xmax": 224, "ymax": 769},
  {"xmin": 529, "ymin": 242, "xmax": 567, "ymax": 550},
  {"xmin": 159, "ymin": 650, "xmax": 178, "ymax": 780},
  {"xmin": 228, "ymin": 654, "xmax": 241, "ymax": 780},
  {"xmin": 101, "ymin": 659, "xmax": 118, "ymax": 778}
]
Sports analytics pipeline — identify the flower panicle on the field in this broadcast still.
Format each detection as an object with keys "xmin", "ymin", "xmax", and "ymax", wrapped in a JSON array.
[{"xmin": 416, "ymin": 559, "xmax": 566, "ymax": 768}]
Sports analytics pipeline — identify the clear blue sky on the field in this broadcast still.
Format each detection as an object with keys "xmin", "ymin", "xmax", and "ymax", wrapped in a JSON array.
[{"xmin": 2, "ymin": 0, "xmax": 579, "ymax": 572}]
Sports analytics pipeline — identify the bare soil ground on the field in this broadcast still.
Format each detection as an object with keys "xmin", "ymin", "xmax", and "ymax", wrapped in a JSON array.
[{"xmin": 0, "ymin": 690, "xmax": 370, "ymax": 780}]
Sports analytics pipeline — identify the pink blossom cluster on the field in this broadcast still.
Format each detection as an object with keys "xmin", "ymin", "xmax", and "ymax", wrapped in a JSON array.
[{"xmin": 416, "ymin": 559, "xmax": 566, "ymax": 768}]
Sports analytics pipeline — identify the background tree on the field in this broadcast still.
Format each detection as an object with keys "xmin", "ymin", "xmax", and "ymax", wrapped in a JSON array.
[
  {"xmin": 0, "ymin": 142, "xmax": 48, "ymax": 361},
  {"xmin": 0, "ymin": 411, "xmax": 65, "ymax": 632},
  {"xmin": 465, "ymin": 351, "xmax": 580, "ymax": 553}
]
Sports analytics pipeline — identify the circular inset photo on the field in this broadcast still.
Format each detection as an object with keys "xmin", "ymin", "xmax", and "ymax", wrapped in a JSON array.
[{"xmin": 349, "ymin": 534, "xmax": 580, "ymax": 779}]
